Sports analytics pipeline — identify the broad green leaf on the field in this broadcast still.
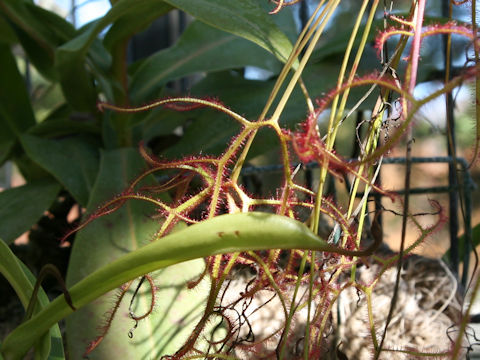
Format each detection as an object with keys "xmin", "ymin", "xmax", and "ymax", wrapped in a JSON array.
[
  {"xmin": 55, "ymin": 52, "xmax": 97, "ymax": 112},
  {"xmin": 27, "ymin": 118, "xmax": 100, "ymax": 138},
  {"xmin": 0, "ymin": 44, "xmax": 36, "ymax": 136},
  {"xmin": 161, "ymin": 71, "xmax": 308, "ymax": 159},
  {"xmin": 55, "ymin": 0, "xmax": 171, "ymax": 81},
  {"xmin": 161, "ymin": 57, "xmax": 379, "ymax": 160},
  {"xmin": 163, "ymin": 0, "xmax": 294, "ymax": 64},
  {"xmin": 103, "ymin": 2, "xmax": 173, "ymax": 53},
  {"xmin": 0, "ymin": 239, "xmax": 64, "ymax": 360},
  {"xmin": 133, "ymin": 108, "xmax": 188, "ymax": 146},
  {"xmin": 2, "ymin": 211, "xmax": 359, "ymax": 359},
  {"xmin": 0, "ymin": 237, "xmax": 43, "ymax": 310},
  {"xmin": 0, "ymin": 181, "xmax": 60, "ymax": 244},
  {"xmin": 85, "ymin": 39, "xmax": 117, "ymax": 103},
  {"xmin": 0, "ymin": 0, "xmax": 74, "ymax": 80},
  {"xmin": 57, "ymin": 0, "xmax": 170, "ymax": 62},
  {"xmin": 20, "ymin": 135, "xmax": 100, "ymax": 206},
  {"xmin": 0, "ymin": 16, "xmax": 17, "ymax": 44},
  {"xmin": 11, "ymin": 152, "xmax": 52, "ymax": 183},
  {"xmin": 55, "ymin": 0, "xmax": 170, "ymax": 109},
  {"xmin": 0, "ymin": 43, "xmax": 36, "ymax": 165},
  {"xmin": 129, "ymin": 20, "xmax": 282, "ymax": 103},
  {"xmin": 23, "ymin": 3, "xmax": 75, "ymax": 42},
  {"xmin": 65, "ymin": 148, "xmax": 209, "ymax": 359},
  {"xmin": 0, "ymin": 0, "xmax": 55, "ymax": 79}
]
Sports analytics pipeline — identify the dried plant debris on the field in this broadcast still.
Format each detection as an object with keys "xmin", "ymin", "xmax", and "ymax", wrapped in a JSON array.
[
  {"xmin": 217, "ymin": 255, "xmax": 466, "ymax": 359},
  {"xmin": 337, "ymin": 256, "xmax": 464, "ymax": 360}
]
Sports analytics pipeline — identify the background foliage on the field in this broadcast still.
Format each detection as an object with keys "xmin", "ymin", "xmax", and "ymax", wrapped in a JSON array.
[{"xmin": 0, "ymin": 0, "xmax": 479, "ymax": 359}]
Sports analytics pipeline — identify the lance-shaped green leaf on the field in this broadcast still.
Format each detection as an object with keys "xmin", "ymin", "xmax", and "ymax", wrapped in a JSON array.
[
  {"xmin": 1, "ymin": 211, "xmax": 378, "ymax": 359},
  {"xmin": 0, "ymin": 181, "xmax": 60, "ymax": 244},
  {"xmin": 140, "ymin": 80, "xmax": 295, "ymax": 158},
  {"xmin": 129, "ymin": 20, "xmax": 282, "ymax": 103},
  {"xmin": 0, "ymin": 16, "xmax": 17, "ymax": 44},
  {"xmin": 20, "ymin": 135, "xmax": 99, "ymax": 206},
  {"xmin": 0, "ymin": 239, "xmax": 64, "ymax": 360},
  {"xmin": 27, "ymin": 118, "xmax": 100, "ymax": 138},
  {"xmin": 0, "ymin": 0, "xmax": 74, "ymax": 80},
  {"xmin": 0, "ymin": 43, "xmax": 36, "ymax": 165},
  {"xmin": 103, "ymin": 2, "xmax": 173, "ymax": 53},
  {"xmin": 160, "ymin": 56, "xmax": 379, "ymax": 160},
  {"xmin": 160, "ymin": 71, "xmax": 309, "ymax": 159},
  {"xmin": 55, "ymin": 0, "xmax": 171, "ymax": 80},
  {"xmin": 57, "ymin": 0, "xmax": 171, "ymax": 61},
  {"xmin": 163, "ymin": 0, "xmax": 294, "ymax": 64},
  {"xmin": 0, "ymin": 44, "xmax": 36, "ymax": 136},
  {"xmin": 55, "ymin": 0, "xmax": 171, "ymax": 109}
]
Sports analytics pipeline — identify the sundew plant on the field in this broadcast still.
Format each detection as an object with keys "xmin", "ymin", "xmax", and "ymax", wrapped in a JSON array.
[{"xmin": 1, "ymin": 0, "xmax": 480, "ymax": 359}]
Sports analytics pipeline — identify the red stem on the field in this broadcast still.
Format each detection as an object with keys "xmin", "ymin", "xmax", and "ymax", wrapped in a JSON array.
[{"xmin": 407, "ymin": 0, "xmax": 426, "ymax": 95}]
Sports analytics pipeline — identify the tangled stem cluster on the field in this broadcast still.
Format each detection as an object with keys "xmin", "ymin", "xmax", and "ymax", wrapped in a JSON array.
[{"xmin": 72, "ymin": 0, "xmax": 480, "ymax": 358}]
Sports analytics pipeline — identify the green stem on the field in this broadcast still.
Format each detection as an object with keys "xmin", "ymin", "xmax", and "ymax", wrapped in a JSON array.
[
  {"xmin": 313, "ymin": 0, "xmax": 374, "ymax": 234},
  {"xmin": 269, "ymin": 0, "xmax": 339, "ymax": 124}
]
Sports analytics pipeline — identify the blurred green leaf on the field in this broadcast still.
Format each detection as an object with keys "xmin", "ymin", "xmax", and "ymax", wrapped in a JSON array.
[
  {"xmin": 56, "ymin": 0, "xmax": 170, "ymax": 76},
  {"xmin": 103, "ymin": 2, "xmax": 172, "ymax": 52},
  {"xmin": 0, "ymin": 44, "xmax": 36, "ymax": 136},
  {"xmin": 443, "ymin": 223, "xmax": 480, "ymax": 266},
  {"xmin": 65, "ymin": 148, "xmax": 209, "ymax": 359},
  {"xmin": 161, "ymin": 56, "xmax": 379, "ymax": 160},
  {"xmin": 86, "ymin": 39, "xmax": 117, "ymax": 103},
  {"xmin": 0, "ymin": 43, "xmax": 35, "ymax": 165},
  {"xmin": 0, "ymin": 181, "xmax": 60, "ymax": 244},
  {"xmin": 0, "ymin": 0, "xmax": 55, "ymax": 79},
  {"xmin": 163, "ymin": 0, "xmax": 294, "ymax": 64},
  {"xmin": 129, "ymin": 20, "xmax": 282, "ymax": 103},
  {"xmin": 55, "ymin": 50, "xmax": 97, "ymax": 112},
  {"xmin": 12, "ymin": 153, "xmax": 51, "ymax": 183},
  {"xmin": 24, "ymin": 3, "xmax": 75, "ymax": 42},
  {"xmin": 0, "ymin": 239, "xmax": 65, "ymax": 359},
  {"xmin": 0, "ymin": 16, "xmax": 17, "ymax": 44},
  {"xmin": 159, "ymin": 74, "xmax": 263, "ymax": 158},
  {"xmin": 0, "ymin": 0, "xmax": 74, "ymax": 80},
  {"xmin": 55, "ymin": 0, "xmax": 171, "ymax": 109},
  {"xmin": 0, "ymin": 140, "xmax": 14, "ymax": 165},
  {"xmin": 29, "ymin": 80, "xmax": 66, "ymax": 122},
  {"xmin": 27, "ymin": 118, "xmax": 100, "ymax": 138},
  {"xmin": 21, "ymin": 134, "xmax": 100, "ymax": 206},
  {"xmin": 134, "ymin": 108, "xmax": 188, "ymax": 145},
  {"xmin": 56, "ymin": 0, "xmax": 170, "ymax": 62},
  {"xmin": 161, "ymin": 71, "xmax": 308, "ymax": 159}
]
